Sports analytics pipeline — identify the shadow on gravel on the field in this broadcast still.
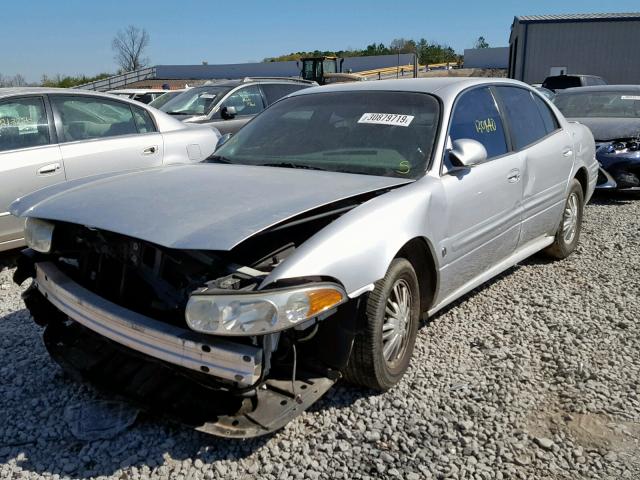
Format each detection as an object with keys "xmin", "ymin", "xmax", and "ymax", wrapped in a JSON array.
[
  {"xmin": 0, "ymin": 250, "xmax": 19, "ymax": 271},
  {"xmin": 0, "ymin": 307, "xmax": 274, "ymax": 478},
  {"xmin": 590, "ymin": 189, "xmax": 640, "ymax": 205}
]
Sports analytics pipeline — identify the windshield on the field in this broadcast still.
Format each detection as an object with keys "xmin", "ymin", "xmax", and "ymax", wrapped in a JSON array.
[
  {"xmin": 160, "ymin": 86, "xmax": 231, "ymax": 115},
  {"xmin": 149, "ymin": 91, "xmax": 181, "ymax": 109},
  {"xmin": 211, "ymin": 91, "xmax": 440, "ymax": 179},
  {"xmin": 553, "ymin": 91, "xmax": 640, "ymax": 118}
]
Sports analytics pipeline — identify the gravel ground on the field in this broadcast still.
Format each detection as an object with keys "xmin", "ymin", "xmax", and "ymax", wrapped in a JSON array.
[{"xmin": 0, "ymin": 191, "xmax": 638, "ymax": 480}]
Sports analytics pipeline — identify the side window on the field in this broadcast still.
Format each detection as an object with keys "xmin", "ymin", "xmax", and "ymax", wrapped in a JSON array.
[
  {"xmin": 222, "ymin": 85, "xmax": 264, "ymax": 116},
  {"xmin": 532, "ymin": 94, "xmax": 559, "ymax": 134},
  {"xmin": 51, "ymin": 96, "xmax": 138, "ymax": 142},
  {"xmin": 262, "ymin": 84, "xmax": 304, "ymax": 105},
  {"xmin": 495, "ymin": 87, "xmax": 548, "ymax": 150},
  {"xmin": 0, "ymin": 97, "xmax": 50, "ymax": 152},
  {"xmin": 448, "ymin": 87, "xmax": 508, "ymax": 160},
  {"xmin": 132, "ymin": 106, "xmax": 157, "ymax": 133}
]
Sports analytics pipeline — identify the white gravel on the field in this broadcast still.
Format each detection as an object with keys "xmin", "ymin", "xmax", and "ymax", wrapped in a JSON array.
[{"xmin": 1, "ymin": 191, "xmax": 639, "ymax": 480}]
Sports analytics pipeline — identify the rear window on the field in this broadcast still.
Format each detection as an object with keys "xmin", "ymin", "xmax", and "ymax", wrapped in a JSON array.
[{"xmin": 495, "ymin": 86, "xmax": 550, "ymax": 149}]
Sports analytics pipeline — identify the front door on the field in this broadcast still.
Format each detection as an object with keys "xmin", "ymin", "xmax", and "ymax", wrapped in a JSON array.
[{"xmin": 437, "ymin": 86, "xmax": 524, "ymax": 298}]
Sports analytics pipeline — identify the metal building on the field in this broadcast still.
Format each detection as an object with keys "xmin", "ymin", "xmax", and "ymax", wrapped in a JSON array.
[{"xmin": 508, "ymin": 13, "xmax": 640, "ymax": 84}]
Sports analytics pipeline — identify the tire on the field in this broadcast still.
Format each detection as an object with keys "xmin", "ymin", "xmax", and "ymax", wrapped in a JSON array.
[
  {"xmin": 544, "ymin": 178, "xmax": 584, "ymax": 259},
  {"xmin": 343, "ymin": 258, "xmax": 420, "ymax": 390}
]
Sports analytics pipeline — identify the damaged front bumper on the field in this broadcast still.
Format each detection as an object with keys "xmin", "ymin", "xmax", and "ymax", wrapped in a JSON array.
[
  {"xmin": 33, "ymin": 261, "xmax": 262, "ymax": 387},
  {"xmin": 18, "ymin": 259, "xmax": 349, "ymax": 438}
]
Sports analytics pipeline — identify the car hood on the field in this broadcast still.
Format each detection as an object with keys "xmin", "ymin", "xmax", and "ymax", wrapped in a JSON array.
[
  {"xmin": 11, "ymin": 164, "xmax": 411, "ymax": 251},
  {"xmin": 568, "ymin": 117, "xmax": 640, "ymax": 141}
]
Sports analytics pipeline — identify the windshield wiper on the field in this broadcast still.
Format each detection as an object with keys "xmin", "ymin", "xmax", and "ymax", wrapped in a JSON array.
[
  {"xmin": 262, "ymin": 162, "xmax": 329, "ymax": 171},
  {"xmin": 166, "ymin": 111, "xmax": 196, "ymax": 116}
]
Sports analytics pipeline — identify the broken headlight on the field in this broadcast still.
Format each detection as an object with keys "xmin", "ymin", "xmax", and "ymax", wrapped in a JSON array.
[
  {"xmin": 24, "ymin": 218, "xmax": 55, "ymax": 253},
  {"xmin": 185, "ymin": 283, "xmax": 347, "ymax": 335}
]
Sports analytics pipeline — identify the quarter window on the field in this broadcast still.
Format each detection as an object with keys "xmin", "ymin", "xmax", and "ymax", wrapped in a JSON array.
[
  {"xmin": 496, "ymin": 86, "xmax": 548, "ymax": 150},
  {"xmin": 0, "ymin": 97, "xmax": 50, "ymax": 152},
  {"xmin": 448, "ymin": 87, "xmax": 508, "ymax": 160},
  {"xmin": 52, "ymin": 96, "xmax": 138, "ymax": 142},
  {"xmin": 222, "ymin": 86, "xmax": 264, "ymax": 116}
]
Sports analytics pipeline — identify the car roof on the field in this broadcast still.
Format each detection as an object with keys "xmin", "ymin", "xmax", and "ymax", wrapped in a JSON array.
[
  {"xmin": 0, "ymin": 87, "xmax": 133, "ymax": 100},
  {"xmin": 201, "ymin": 77, "xmax": 315, "ymax": 88},
  {"xmin": 558, "ymin": 85, "xmax": 640, "ymax": 94},
  {"xmin": 107, "ymin": 89, "xmax": 168, "ymax": 94},
  {"xmin": 289, "ymin": 77, "xmax": 533, "ymax": 100}
]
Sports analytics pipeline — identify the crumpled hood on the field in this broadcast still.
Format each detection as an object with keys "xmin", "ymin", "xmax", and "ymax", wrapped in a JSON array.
[
  {"xmin": 568, "ymin": 117, "xmax": 640, "ymax": 141},
  {"xmin": 11, "ymin": 164, "xmax": 410, "ymax": 250}
]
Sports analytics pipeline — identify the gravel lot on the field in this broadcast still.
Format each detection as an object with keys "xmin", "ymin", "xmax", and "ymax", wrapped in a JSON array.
[{"xmin": 1, "ymin": 191, "xmax": 638, "ymax": 480}]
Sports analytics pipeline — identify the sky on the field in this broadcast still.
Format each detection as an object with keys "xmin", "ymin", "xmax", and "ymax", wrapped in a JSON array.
[{"xmin": 1, "ymin": 0, "xmax": 637, "ymax": 82}]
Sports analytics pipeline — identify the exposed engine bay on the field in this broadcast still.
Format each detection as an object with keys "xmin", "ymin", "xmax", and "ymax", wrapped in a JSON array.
[{"xmin": 13, "ymin": 192, "xmax": 386, "ymax": 437}]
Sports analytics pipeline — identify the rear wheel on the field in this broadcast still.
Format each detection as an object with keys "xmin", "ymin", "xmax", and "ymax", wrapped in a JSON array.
[
  {"xmin": 343, "ymin": 258, "xmax": 420, "ymax": 390},
  {"xmin": 544, "ymin": 178, "xmax": 584, "ymax": 259}
]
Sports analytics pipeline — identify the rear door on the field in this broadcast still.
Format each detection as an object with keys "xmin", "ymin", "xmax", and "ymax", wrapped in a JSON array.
[
  {"xmin": 494, "ymin": 86, "xmax": 573, "ymax": 244},
  {"xmin": 439, "ymin": 86, "xmax": 524, "ymax": 294},
  {"xmin": 0, "ymin": 95, "xmax": 64, "ymax": 249},
  {"xmin": 50, "ymin": 95, "xmax": 164, "ymax": 180}
]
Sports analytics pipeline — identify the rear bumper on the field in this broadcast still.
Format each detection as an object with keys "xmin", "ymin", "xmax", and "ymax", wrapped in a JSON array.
[{"xmin": 33, "ymin": 262, "xmax": 262, "ymax": 387}]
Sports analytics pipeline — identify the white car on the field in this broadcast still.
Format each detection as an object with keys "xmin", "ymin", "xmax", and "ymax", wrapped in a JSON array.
[
  {"xmin": 0, "ymin": 87, "xmax": 219, "ymax": 251},
  {"xmin": 107, "ymin": 89, "xmax": 169, "ymax": 104}
]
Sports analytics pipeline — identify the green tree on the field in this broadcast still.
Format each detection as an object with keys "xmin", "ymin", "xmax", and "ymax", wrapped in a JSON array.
[{"xmin": 474, "ymin": 36, "xmax": 489, "ymax": 49}]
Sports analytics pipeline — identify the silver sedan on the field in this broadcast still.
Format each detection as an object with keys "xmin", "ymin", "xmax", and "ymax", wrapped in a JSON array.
[
  {"xmin": 11, "ymin": 78, "xmax": 597, "ymax": 437},
  {"xmin": 0, "ymin": 87, "xmax": 220, "ymax": 251}
]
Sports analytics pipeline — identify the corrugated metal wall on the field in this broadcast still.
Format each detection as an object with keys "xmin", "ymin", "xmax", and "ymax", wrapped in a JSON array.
[
  {"xmin": 511, "ymin": 20, "xmax": 640, "ymax": 84},
  {"xmin": 463, "ymin": 47, "xmax": 509, "ymax": 68}
]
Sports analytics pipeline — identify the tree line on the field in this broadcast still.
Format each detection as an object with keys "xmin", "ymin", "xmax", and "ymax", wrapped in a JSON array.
[{"xmin": 263, "ymin": 37, "xmax": 475, "ymax": 65}]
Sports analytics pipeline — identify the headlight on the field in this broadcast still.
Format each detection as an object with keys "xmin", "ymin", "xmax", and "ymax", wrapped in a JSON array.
[
  {"xmin": 185, "ymin": 283, "xmax": 347, "ymax": 336},
  {"xmin": 24, "ymin": 218, "xmax": 54, "ymax": 253}
]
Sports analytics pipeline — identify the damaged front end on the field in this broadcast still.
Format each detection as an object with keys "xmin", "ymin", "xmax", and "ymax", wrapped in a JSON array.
[
  {"xmin": 15, "ymin": 202, "xmax": 369, "ymax": 437},
  {"xmin": 596, "ymin": 139, "xmax": 640, "ymax": 190}
]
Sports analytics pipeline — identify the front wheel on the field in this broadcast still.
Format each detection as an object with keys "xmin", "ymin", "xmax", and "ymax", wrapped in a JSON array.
[
  {"xmin": 343, "ymin": 258, "xmax": 420, "ymax": 391},
  {"xmin": 544, "ymin": 178, "xmax": 584, "ymax": 259}
]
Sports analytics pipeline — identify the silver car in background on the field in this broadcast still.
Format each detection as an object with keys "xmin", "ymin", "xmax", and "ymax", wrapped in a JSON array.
[
  {"xmin": 0, "ymin": 88, "xmax": 219, "ymax": 251},
  {"xmin": 12, "ymin": 78, "xmax": 597, "ymax": 437}
]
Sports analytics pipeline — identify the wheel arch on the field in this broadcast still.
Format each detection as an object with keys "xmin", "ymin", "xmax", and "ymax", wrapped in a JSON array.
[
  {"xmin": 394, "ymin": 236, "xmax": 439, "ymax": 314},
  {"xmin": 574, "ymin": 166, "xmax": 589, "ymax": 198}
]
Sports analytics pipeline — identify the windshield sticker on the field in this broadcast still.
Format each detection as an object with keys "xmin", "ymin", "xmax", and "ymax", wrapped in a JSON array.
[
  {"xmin": 475, "ymin": 118, "xmax": 497, "ymax": 133},
  {"xmin": 358, "ymin": 113, "xmax": 414, "ymax": 127},
  {"xmin": 621, "ymin": 95, "xmax": 640, "ymax": 100},
  {"xmin": 395, "ymin": 161, "xmax": 411, "ymax": 175}
]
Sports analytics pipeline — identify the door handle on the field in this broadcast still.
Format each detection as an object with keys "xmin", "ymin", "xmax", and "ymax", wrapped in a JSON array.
[
  {"xmin": 37, "ymin": 163, "xmax": 61, "ymax": 175},
  {"xmin": 507, "ymin": 168, "xmax": 521, "ymax": 183},
  {"xmin": 142, "ymin": 146, "xmax": 158, "ymax": 155},
  {"xmin": 562, "ymin": 148, "xmax": 573, "ymax": 157}
]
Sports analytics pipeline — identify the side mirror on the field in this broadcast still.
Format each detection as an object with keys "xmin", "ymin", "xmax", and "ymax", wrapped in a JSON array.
[
  {"xmin": 220, "ymin": 106, "xmax": 237, "ymax": 120},
  {"xmin": 216, "ymin": 132, "xmax": 233, "ymax": 149},
  {"xmin": 448, "ymin": 139, "xmax": 487, "ymax": 168}
]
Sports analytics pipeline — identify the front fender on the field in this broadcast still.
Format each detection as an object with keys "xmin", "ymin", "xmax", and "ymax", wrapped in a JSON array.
[{"xmin": 261, "ymin": 178, "xmax": 442, "ymax": 297}]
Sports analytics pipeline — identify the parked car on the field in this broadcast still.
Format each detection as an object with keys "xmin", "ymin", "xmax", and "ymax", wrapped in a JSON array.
[
  {"xmin": 554, "ymin": 85, "xmax": 640, "ymax": 190},
  {"xmin": 107, "ymin": 89, "xmax": 169, "ymax": 104},
  {"xmin": 12, "ymin": 78, "xmax": 597, "ymax": 438},
  {"xmin": 0, "ymin": 87, "xmax": 219, "ymax": 252},
  {"xmin": 158, "ymin": 77, "xmax": 316, "ymax": 134},
  {"xmin": 148, "ymin": 89, "xmax": 187, "ymax": 109},
  {"xmin": 542, "ymin": 74, "xmax": 606, "ymax": 92}
]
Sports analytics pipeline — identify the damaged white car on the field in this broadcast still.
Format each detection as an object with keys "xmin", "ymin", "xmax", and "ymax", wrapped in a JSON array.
[{"xmin": 12, "ymin": 78, "xmax": 597, "ymax": 437}]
